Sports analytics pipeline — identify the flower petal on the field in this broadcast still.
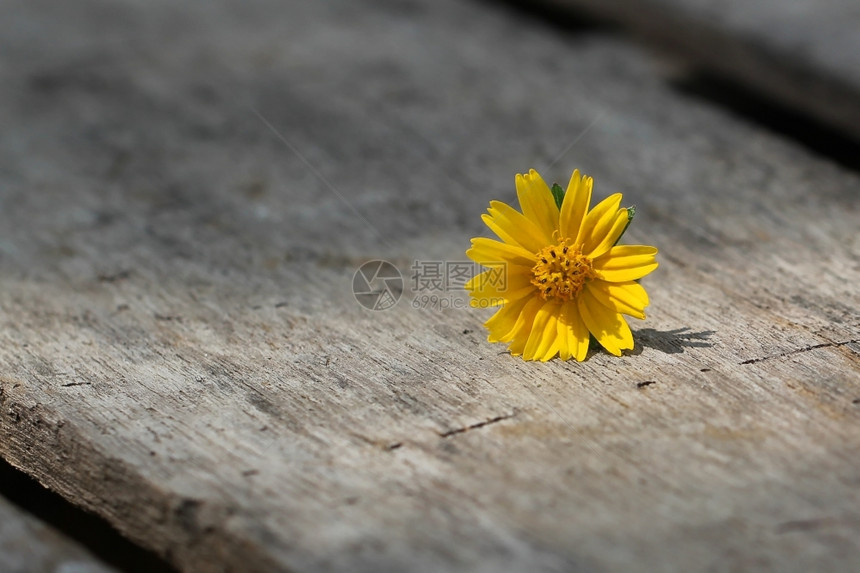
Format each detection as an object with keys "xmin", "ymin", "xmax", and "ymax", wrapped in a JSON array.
[
  {"xmin": 486, "ymin": 200, "xmax": 547, "ymax": 253},
  {"xmin": 578, "ymin": 288, "xmax": 633, "ymax": 356},
  {"xmin": 516, "ymin": 170, "xmax": 559, "ymax": 242},
  {"xmin": 592, "ymin": 245, "xmax": 659, "ymax": 282},
  {"xmin": 467, "ymin": 237, "xmax": 536, "ymax": 267},
  {"xmin": 523, "ymin": 300, "xmax": 556, "ymax": 361},
  {"xmin": 559, "ymin": 170, "xmax": 593, "ymax": 240},
  {"xmin": 585, "ymin": 280, "xmax": 649, "ymax": 319},
  {"xmin": 466, "ymin": 268, "xmax": 535, "ymax": 306},
  {"xmin": 561, "ymin": 300, "xmax": 590, "ymax": 362},
  {"xmin": 583, "ymin": 208, "xmax": 629, "ymax": 259},
  {"xmin": 535, "ymin": 301, "xmax": 563, "ymax": 361},
  {"xmin": 485, "ymin": 294, "xmax": 533, "ymax": 342},
  {"xmin": 507, "ymin": 296, "xmax": 544, "ymax": 356},
  {"xmin": 556, "ymin": 312, "xmax": 571, "ymax": 361},
  {"xmin": 578, "ymin": 193, "xmax": 622, "ymax": 252},
  {"xmin": 481, "ymin": 214, "xmax": 519, "ymax": 250},
  {"xmin": 541, "ymin": 334, "xmax": 561, "ymax": 362}
]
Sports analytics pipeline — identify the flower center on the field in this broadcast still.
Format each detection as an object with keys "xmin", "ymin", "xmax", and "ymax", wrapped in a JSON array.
[{"xmin": 531, "ymin": 239, "xmax": 595, "ymax": 301}]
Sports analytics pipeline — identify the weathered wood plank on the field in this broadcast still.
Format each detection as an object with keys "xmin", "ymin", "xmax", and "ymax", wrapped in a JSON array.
[
  {"xmin": 0, "ymin": 496, "xmax": 115, "ymax": 573},
  {"xmin": 0, "ymin": 0, "xmax": 858, "ymax": 572},
  {"xmin": 529, "ymin": 0, "xmax": 860, "ymax": 138}
]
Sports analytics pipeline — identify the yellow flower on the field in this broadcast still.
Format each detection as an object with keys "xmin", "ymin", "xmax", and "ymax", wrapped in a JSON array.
[{"xmin": 465, "ymin": 169, "xmax": 658, "ymax": 361}]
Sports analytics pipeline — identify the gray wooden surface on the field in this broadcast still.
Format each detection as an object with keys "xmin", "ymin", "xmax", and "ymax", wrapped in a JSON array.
[
  {"xmin": 536, "ymin": 0, "xmax": 860, "ymax": 138},
  {"xmin": 0, "ymin": 497, "xmax": 115, "ymax": 573},
  {"xmin": 1, "ymin": 0, "xmax": 859, "ymax": 571}
]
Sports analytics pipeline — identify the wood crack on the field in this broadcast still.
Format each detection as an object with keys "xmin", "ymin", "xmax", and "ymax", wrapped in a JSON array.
[
  {"xmin": 439, "ymin": 411, "xmax": 517, "ymax": 438},
  {"xmin": 740, "ymin": 339, "xmax": 859, "ymax": 365}
]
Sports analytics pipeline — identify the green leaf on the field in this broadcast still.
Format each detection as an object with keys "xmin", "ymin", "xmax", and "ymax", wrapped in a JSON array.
[
  {"xmin": 613, "ymin": 206, "xmax": 636, "ymax": 246},
  {"xmin": 551, "ymin": 183, "xmax": 565, "ymax": 209}
]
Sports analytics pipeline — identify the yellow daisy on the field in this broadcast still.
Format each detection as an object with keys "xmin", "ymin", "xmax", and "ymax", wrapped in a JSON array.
[{"xmin": 465, "ymin": 169, "xmax": 658, "ymax": 361}]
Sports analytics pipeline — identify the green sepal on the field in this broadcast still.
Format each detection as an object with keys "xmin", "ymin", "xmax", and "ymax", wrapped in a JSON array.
[
  {"xmin": 613, "ymin": 206, "xmax": 636, "ymax": 246},
  {"xmin": 551, "ymin": 183, "xmax": 565, "ymax": 209}
]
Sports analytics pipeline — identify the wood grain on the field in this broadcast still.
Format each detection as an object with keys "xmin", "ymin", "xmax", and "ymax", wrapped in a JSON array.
[{"xmin": 0, "ymin": 0, "xmax": 858, "ymax": 571}]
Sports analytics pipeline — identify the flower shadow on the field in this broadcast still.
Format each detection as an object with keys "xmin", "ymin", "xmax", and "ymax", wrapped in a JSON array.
[{"xmin": 629, "ymin": 327, "xmax": 715, "ymax": 355}]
